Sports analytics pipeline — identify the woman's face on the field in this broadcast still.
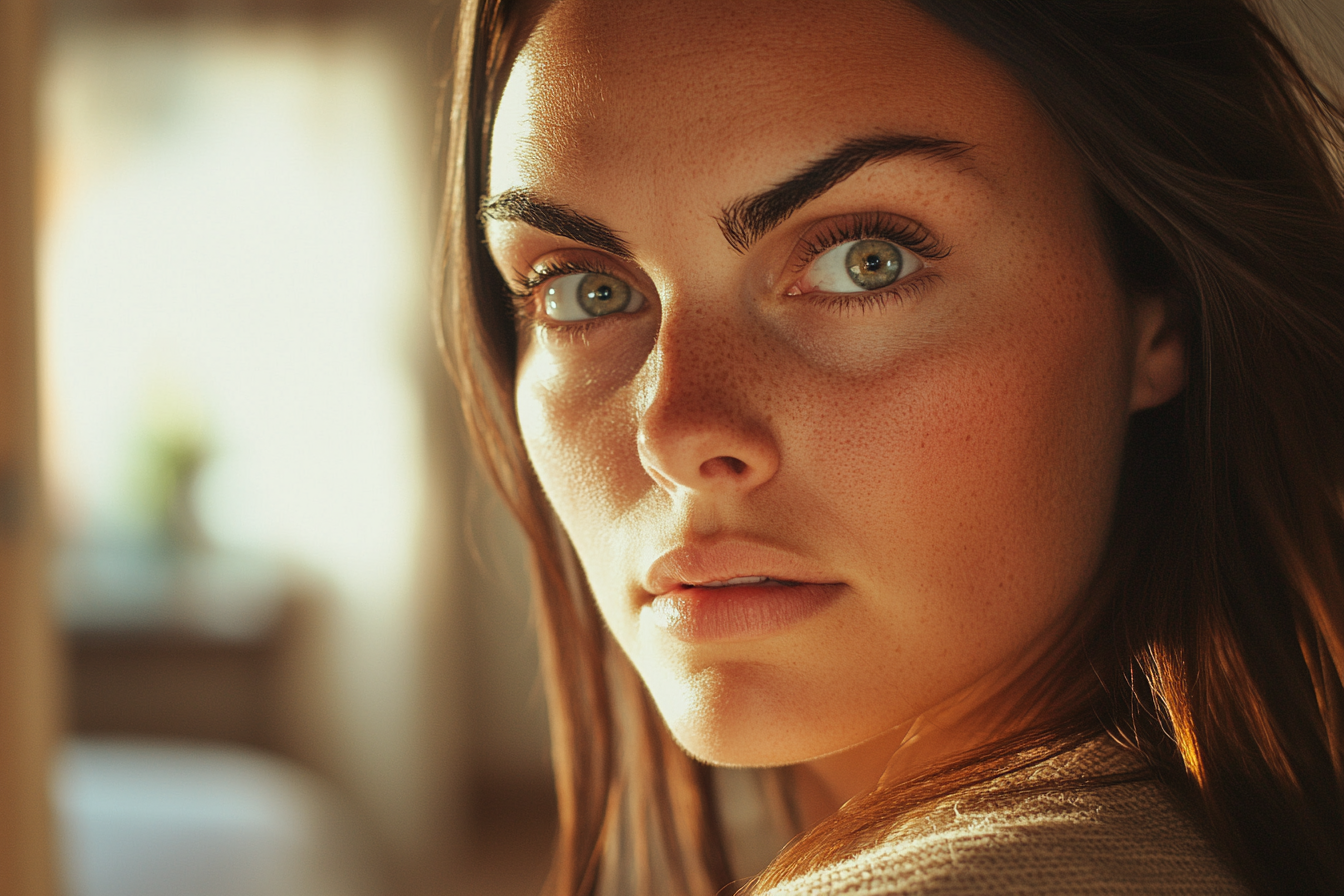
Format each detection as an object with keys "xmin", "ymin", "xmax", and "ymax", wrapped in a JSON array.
[{"xmin": 486, "ymin": 0, "xmax": 1181, "ymax": 773}]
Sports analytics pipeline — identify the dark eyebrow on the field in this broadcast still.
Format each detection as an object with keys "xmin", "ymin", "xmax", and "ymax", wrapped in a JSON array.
[
  {"xmin": 479, "ymin": 189, "xmax": 633, "ymax": 259},
  {"xmin": 716, "ymin": 134, "xmax": 973, "ymax": 253}
]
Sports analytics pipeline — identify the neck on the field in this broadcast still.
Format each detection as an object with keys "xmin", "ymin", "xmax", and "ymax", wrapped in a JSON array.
[{"xmin": 792, "ymin": 635, "xmax": 1095, "ymax": 826}]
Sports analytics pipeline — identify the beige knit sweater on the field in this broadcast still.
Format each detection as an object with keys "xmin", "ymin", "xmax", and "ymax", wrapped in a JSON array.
[{"xmin": 760, "ymin": 739, "xmax": 1252, "ymax": 895}]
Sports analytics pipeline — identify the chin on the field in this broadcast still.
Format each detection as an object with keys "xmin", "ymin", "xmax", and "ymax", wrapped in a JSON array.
[
  {"xmin": 665, "ymin": 716, "xmax": 805, "ymax": 769},
  {"xmin": 641, "ymin": 659, "xmax": 866, "ymax": 768}
]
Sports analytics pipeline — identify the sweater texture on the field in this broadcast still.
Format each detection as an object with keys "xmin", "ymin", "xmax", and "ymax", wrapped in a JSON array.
[{"xmin": 758, "ymin": 738, "xmax": 1251, "ymax": 895}]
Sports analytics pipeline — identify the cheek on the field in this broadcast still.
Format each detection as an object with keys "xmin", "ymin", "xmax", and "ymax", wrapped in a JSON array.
[
  {"xmin": 825, "ymin": 285, "xmax": 1133, "ymax": 616},
  {"xmin": 519, "ymin": 353, "xmax": 620, "ymax": 519},
  {"xmin": 512, "ymin": 251, "xmax": 1136, "ymax": 767},
  {"xmin": 516, "ymin": 329, "xmax": 646, "ymax": 496},
  {"xmin": 515, "ymin": 333, "xmax": 652, "ymax": 609}
]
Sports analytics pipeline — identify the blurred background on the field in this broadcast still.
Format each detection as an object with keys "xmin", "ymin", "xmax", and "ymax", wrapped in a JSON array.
[{"xmin": 32, "ymin": 0, "xmax": 554, "ymax": 894}]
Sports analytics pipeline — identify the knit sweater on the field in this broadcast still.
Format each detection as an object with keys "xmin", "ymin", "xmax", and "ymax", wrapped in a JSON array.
[{"xmin": 759, "ymin": 738, "xmax": 1252, "ymax": 895}]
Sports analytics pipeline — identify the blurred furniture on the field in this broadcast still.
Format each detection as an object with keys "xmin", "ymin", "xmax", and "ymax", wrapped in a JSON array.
[
  {"xmin": 68, "ymin": 625, "xmax": 290, "ymax": 750},
  {"xmin": 54, "ymin": 545, "xmax": 386, "ymax": 896},
  {"xmin": 58, "ymin": 545, "xmax": 323, "ymax": 758}
]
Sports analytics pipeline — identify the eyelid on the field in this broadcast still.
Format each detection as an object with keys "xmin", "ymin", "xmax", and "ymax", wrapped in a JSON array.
[
  {"xmin": 504, "ymin": 247, "xmax": 646, "ymax": 295},
  {"xmin": 777, "ymin": 211, "xmax": 948, "ymax": 311},
  {"xmin": 505, "ymin": 250, "xmax": 650, "ymax": 328},
  {"xmin": 790, "ymin": 211, "xmax": 949, "ymax": 274},
  {"xmin": 512, "ymin": 258, "xmax": 609, "ymax": 296}
]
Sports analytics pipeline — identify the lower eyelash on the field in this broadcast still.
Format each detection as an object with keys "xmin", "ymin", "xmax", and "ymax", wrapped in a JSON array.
[
  {"xmin": 809, "ymin": 272, "xmax": 940, "ymax": 314},
  {"xmin": 507, "ymin": 290, "xmax": 606, "ymax": 338},
  {"xmin": 507, "ymin": 260, "xmax": 619, "ymax": 331},
  {"xmin": 506, "ymin": 215, "xmax": 943, "ymax": 327},
  {"xmin": 507, "ymin": 288, "xmax": 604, "ymax": 343}
]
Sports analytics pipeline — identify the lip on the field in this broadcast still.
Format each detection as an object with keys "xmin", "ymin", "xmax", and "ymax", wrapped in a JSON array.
[{"xmin": 642, "ymin": 541, "xmax": 845, "ymax": 642}]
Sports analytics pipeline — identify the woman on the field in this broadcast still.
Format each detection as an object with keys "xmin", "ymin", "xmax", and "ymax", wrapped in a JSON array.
[{"xmin": 439, "ymin": 0, "xmax": 1344, "ymax": 893}]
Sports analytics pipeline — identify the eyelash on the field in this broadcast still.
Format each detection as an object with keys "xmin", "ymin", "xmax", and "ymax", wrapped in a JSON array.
[
  {"xmin": 507, "ymin": 258, "xmax": 623, "ymax": 334},
  {"xmin": 796, "ymin": 212, "xmax": 948, "ymax": 268},
  {"xmin": 791, "ymin": 212, "xmax": 949, "ymax": 311},
  {"xmin": 505, "ymin": 212, "xmax": 951, "ymax": 329}
]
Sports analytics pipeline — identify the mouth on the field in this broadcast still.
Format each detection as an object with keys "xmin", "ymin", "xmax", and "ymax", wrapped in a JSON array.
[
  {"xmin": 643, "ymin": 539, "xmax": 839, "ymax": 598},
  {"xmin": 642, "ymin": 541, "xmax": 844, "ymax": 642},
  {"xmin": 687, "ymin": 575, "xmax": 801, "ymax": 589},
  {"xmin": 647, "ymin": 577, "xmax": 844, "ymax": 643}
]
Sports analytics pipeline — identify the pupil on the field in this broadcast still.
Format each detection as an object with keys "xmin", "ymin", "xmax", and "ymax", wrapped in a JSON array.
[
  {"xmin": 576, "ymin": 272, "xmax": 632, "ymax": 317},
  {"xmin": 844, "ymin": 239, "xmax": 903, "ymax": 290}
]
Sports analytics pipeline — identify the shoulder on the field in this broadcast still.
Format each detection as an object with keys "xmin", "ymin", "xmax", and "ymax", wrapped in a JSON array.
[{"xmin": 759, "ymin": 740, "xmax": 1252, "ymax": 896}]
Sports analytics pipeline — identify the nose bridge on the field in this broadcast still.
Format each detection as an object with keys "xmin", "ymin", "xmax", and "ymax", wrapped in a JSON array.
[
  {"xmin": 635, "ymin": 298, "xmax": 779, "ymax": 493},
  {"xmin": 639, "ymin": 302, "xmax": 738, "ymax": 424}
]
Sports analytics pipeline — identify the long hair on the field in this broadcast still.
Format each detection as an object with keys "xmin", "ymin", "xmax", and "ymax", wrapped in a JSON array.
[{"xmin": 437, "ymin": 1, "xmax": 1344, "ymax": 893}]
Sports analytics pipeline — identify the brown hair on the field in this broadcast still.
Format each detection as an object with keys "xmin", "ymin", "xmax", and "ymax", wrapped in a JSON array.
[{"xmin": 436, "ymin": 0, "xmax": 1344, "ymax": 893}]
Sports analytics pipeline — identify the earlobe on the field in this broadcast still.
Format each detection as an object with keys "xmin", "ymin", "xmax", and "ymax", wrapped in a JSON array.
[{"xmin": 1129, "ymin": 296, "xmax": 1187, "ymax": 412}]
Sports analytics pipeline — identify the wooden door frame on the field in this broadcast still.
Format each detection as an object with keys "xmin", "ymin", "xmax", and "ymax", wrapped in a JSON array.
[{"xmin": 0, "ymin": 0, "xmax": 60, "ymax": 889}]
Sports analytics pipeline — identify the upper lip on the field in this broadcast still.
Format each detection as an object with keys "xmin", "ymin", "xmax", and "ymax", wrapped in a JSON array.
[{"xmin": 643, "ymin": 539, "xmax": 840, "ymax": 597}]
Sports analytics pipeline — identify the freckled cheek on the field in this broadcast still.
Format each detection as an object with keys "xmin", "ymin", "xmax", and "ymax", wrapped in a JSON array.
[
  {"xmin": 820, "ymin": 344, "xmax": 1125, "ymax": 606},
  {"xmin": 516, "ymin": 349, "xmax": 648, "ymax": 528}
]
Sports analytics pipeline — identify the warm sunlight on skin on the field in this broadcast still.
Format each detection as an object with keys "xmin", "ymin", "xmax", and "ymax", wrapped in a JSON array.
[{"xmin": 485, "ymin": 0, "xmax": 1186, "ymax": 816}]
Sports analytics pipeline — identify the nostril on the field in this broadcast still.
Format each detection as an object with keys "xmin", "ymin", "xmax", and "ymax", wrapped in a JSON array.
[{"xmin": 701, "ymin": 455, "xmax": 748, "ymax": 477}]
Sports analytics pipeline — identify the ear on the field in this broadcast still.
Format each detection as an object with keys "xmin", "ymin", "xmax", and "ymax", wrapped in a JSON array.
[{"xmin": 1129, "ymin": 294, "xmax": 1187, "ymax": 412}]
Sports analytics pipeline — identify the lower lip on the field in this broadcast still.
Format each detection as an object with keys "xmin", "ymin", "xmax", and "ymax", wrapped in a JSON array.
[{"xmin": 645, "ymin": 582, "xmax": 845, "ymax": 642}]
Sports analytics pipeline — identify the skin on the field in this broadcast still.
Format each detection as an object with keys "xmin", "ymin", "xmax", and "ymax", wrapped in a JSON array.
[{"xmin": 485, "ymin": 0, "xmax": 1186, "ymax": 817}]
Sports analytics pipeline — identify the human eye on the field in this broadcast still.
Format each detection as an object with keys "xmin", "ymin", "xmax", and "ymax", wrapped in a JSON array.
[
  {"xmin": 512, "ymin": 263, "xmax": 646, "ymax": 325},
  {"xmin": 798, "ymin": 238, "xmax": 921, "ymax": 293},
  {"xmin": 786, "ymin": 214, "xmax": 947, "ymax": 304}
]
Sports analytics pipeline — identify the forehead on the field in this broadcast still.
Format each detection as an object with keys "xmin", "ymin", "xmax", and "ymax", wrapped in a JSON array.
[{"xmin": 489, "ymin": 0, "xmax": 1049, "ymax": 204}]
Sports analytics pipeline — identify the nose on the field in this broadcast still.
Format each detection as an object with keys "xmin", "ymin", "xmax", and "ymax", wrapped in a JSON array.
[{"xmin": 634, "ymin": 309, "xmax": 780, "ymax": 496}]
